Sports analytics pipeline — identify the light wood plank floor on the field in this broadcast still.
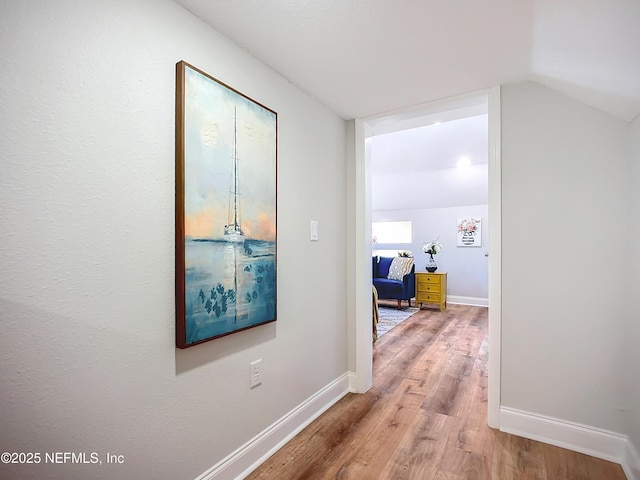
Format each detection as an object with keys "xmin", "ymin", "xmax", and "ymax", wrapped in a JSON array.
[{"xmin": 246, "ymin": 303, "xmax": 626, "ymax": 480}]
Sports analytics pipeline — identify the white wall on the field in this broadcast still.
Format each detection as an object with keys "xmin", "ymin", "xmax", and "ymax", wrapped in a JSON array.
[
  {"xmin": 372, "ymin": 204, "xmax": 489, "ymax": 301},
  {"xmin": 501, "ymin": 82, "xmax": 628, "ymax": 433},
  {"xmin": 628, "ymin": 115, "xmax": 640, "ymax": 469},
  {"xmin": 0, "ymin": 2, "xmax": 347, "ymax": 479}
]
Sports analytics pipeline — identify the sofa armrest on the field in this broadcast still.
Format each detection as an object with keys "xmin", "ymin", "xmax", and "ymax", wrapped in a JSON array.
[{"xmin": 402, "ymin": 269, "xmax": 415, "ymax": 297}]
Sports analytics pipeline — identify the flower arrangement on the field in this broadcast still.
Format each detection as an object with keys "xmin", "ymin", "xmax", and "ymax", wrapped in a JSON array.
[
  {"xmin": 457, "ymin": 218, "xmax": 480, "ymax": 236},
  {"xmin": 398, "ymin": 251, "xmax": 412, "ymax": 257},
  {"xmin": 422, "ymin": 238, "xmax": 443, "ymax": 255}
]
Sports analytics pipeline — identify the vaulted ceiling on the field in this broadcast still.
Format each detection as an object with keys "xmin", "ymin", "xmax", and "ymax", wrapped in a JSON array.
[{"xmin": 175, "ymin": 0, "xmax": 640, "ymax": 122}]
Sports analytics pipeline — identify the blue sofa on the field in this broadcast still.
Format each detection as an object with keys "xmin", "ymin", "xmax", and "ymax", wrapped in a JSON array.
[{"xmin": 372, "ymin": 256, "xmax": 415, "ymax": 309}]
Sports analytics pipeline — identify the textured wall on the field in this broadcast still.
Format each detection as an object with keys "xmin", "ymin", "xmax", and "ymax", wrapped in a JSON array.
[
  {"xmin": 501, "ymin": 81, "xmax": 629, "ymax": 432},
  {"xmin": 0, "ymin": 1, "xmax": 347, "ymax": 479},
  {"xmin": 628, "ymin": 115, "xmax": 640, "ymax": 466}
]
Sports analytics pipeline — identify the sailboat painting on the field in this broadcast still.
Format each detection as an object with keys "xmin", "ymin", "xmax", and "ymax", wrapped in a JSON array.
[{"xmin": 175, "ymin": 61, "xmax": 277, "ymax": 348}]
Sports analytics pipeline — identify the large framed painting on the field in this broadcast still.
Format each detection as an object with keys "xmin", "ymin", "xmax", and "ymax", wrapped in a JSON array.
[{"xmin": 175, "ymin": 61, "xmax": 277, "ymax": 348}]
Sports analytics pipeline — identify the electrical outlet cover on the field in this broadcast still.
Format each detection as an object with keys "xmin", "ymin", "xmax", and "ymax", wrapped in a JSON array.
[{"xmin": 250, "ymin": 359, "xmax": 262, "ymax": 388}]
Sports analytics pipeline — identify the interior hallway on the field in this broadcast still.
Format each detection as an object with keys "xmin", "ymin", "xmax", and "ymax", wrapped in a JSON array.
[{"xmin": 247, "ymin": 304, "xmax": 626, "ymax": 479}]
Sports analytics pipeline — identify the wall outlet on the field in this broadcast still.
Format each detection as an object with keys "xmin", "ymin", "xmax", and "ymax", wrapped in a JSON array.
[{"xmin": 250, "ymin": 359, "xmax": 262, "ymax": 388}]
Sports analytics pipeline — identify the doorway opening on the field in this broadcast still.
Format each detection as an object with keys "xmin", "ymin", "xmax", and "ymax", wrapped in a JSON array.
[{"xmin": 351, "ymin": 88, "xmax": 501, "ymax": 428}]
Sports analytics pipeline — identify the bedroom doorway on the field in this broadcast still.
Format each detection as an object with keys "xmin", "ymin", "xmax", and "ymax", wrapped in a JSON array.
[{"xmin": 350, "ymin": 88, "xmax": 502, "ymax": 428}]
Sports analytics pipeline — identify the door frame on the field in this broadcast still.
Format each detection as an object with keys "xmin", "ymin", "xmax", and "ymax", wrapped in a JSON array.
[{"xmin": 348, "ymin": 87, "xmax": 501, "ymax": 428}]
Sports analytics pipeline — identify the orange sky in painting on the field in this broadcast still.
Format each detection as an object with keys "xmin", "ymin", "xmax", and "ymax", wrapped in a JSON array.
[
  {"xmin": 185, "ymin": 208, "xmax": 275, "ymax": 241},
  {"xmin": 243, "ymin": 212, "xmax": 276, "ymax": 242},
  {"xmin": 184, "ymin": 207, "xmax": 217, "ymax": 239}
]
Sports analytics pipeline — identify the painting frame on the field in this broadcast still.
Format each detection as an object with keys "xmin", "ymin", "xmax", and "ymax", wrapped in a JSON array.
[
  {"xmin": 175, "ymin": 61, "xmax": 277, "ymax": 349},
  {"xmin": 457, "ymin": 217, "xmax": 481, "ymax": 247}
]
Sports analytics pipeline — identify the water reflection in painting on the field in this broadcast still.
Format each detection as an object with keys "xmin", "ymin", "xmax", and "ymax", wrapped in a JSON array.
[{"xmin": 185, "ymin": 240, "xmax": 275, "ymax": 344}]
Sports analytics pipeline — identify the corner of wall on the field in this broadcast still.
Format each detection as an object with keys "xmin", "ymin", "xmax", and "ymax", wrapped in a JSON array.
[
  {"xmin": 500, "ymin": 407, "xmax": 627, "ymax": 464},
  {"xmin": 623, "ymin": 437, "xmax": 640, "ymax": 480}
]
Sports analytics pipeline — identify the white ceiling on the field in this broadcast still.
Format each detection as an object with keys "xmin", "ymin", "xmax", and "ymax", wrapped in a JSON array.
[
  {"xmin": 175, "ymin": 0, "xmax": 640, "ymax": 122},
  {"xmin": 370, "ymin": 114, "xmax": 489, "ymax": 210},
  {"xmin": 371, "ymin": 114, "xmax": 488, "ymax": 174}
]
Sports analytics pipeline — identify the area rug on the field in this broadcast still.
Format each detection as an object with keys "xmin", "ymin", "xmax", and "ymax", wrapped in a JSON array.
[{"xmin": 377, "ymin": 306, "xmax": 419, "ymax": 338}]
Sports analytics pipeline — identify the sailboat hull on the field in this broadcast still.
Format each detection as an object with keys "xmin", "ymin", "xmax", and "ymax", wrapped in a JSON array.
[
  {"xmin": 223, "ymin": 233, "xmax": 244, "ymax": 243},
  {"xmin": 223, "ymin": 227, "xmax": 245, "ymax": 243}
]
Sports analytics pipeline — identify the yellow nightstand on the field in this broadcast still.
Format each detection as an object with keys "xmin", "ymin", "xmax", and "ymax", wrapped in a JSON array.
[{"xmin": 415, "ymin": 272, "xmax": 447, "ymax": 311}]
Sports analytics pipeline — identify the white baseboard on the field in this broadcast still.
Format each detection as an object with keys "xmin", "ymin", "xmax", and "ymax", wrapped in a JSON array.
[
  {"xmin": 195, "ymin": 373, "xmax": 351, "ymax": 480},
  {"xmin": 624, "ymin": 439, "xmax": 640, "ymax": 480},
  {"xmin": 447, "ymin": 295, "xmax": 488, "ymax": 307},
  {"xmin": 500, "ymin": 407, "xmax": 627, "ymax": 464},
  {"xmin": 346, "ymin": 371, "xmax": 359, "ymax": 393}
]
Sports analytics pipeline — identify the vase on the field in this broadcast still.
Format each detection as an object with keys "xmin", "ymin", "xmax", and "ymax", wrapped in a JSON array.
[
  {"xmin": 426, "ymin": 253, "xmax": 437, "ymax": 272},
  {"xmin": 462, "ymin": 231, "xmax": 475, "ymax": 246}
]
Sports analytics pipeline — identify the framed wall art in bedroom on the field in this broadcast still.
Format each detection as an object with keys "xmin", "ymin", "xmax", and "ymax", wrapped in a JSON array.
[{"xmin": 457, "ymin": 217, "xmax": 481, "ymax": 247}]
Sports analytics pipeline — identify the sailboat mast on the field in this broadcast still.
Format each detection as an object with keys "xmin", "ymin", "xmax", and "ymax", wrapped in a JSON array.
[
  {"xmin": 233, "ymin": 108, "xmax": 238, "ymax": 229},
  {"xmin": 224, "ymin": 107, "xmax": 244, "ymax": 242}
]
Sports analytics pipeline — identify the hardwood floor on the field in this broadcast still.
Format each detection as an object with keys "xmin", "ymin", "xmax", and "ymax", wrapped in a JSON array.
[{"xmin": 246, "ymin": 304, "xmax": 626, "ymax": 480}]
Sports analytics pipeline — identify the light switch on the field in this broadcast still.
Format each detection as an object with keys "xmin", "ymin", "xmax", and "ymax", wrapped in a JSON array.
[{"xmin": 310, "ymin": 220, "xmax": 318, "ymax": 241}]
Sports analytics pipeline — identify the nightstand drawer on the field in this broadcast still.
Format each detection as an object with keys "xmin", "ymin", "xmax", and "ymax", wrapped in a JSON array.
[
  {"xmin": 417, "ymin": 283, "xmax": 441, "ymax": 294},
  {"xmin": 420, "ymin": 275, "xmax": 441, "ymax": 284},
  {"xmin": 417, "ymin": 293, "xmax": 441, "ymax": 303}
]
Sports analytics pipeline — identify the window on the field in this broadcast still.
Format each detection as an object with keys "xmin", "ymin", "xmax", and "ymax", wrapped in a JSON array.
[{"xmin": 371, "ymin": 221, "xmax": 412, "ymax": 244}]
